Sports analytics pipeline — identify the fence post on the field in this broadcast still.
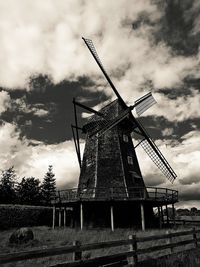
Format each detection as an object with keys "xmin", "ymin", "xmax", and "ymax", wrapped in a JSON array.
[
  {"xmin": 129, "ymin": 234, "xmax": 138, "ymax": 266},
  {"xmin": 193, "ymin": 227, "xmax": 198, "ymax": 248},
  {"xmin": 73, "ymin": 240, "xmax": 82, "ymax": 261},
  {"xmin": 166, "ymin": 230, "xmax": 173, "ymax": 254}
]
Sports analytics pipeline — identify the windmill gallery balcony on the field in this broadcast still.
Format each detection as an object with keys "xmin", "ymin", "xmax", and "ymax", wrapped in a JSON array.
[
  {"xmin": 54, "ymin": 186, "xmax": 178, "ymax": 205},
  {"xmin": 52, "ymin": 187, "xmax": 178, "ymax": 231}
]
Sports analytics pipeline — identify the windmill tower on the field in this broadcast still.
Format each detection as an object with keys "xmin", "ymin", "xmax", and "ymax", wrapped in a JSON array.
[{"xmin": 54, "ymin": 38, "xmax": 178, "ymax": 230}]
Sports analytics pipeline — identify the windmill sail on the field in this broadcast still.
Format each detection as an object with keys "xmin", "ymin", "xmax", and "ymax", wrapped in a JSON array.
[
  {"xmin": 132, "ymin": 118, "xmax": 177, "ymax": 183},
  {"xmin": 135, "ymin": 92, "xmax": 156, "ymax": 116},
  {"xmin": 82, "ymin": 37, "xmax": 177, "ymax": 184},
  {"xmin": 82, "ymin": 37, "xmax": 127, "ymax": 107}
]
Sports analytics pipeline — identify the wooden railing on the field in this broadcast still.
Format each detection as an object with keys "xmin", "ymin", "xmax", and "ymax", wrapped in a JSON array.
[
  {"xmin": 0, "ymin": 228, "xmax": 199, "ymax": 266},
  {"xmin": 54, "ymin": 186, "xmax": 178, "ymax": 204}
]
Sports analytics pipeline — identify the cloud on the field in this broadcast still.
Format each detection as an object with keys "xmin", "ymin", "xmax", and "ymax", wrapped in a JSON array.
[
  {"xmin": 32, "ymin": 108, "xmax": 49, "ymax": 117},
  {"xmin": 141, "ymin": 89, "xmax": 200, "ymax": 122},
  {"xmin": 0, "ymin": 0, "xmax": 198, "ymax": 94},
  {"xmin": 162, "ymin": 127, "xmax": 174, "ymax": 137},
  {"xmin": 136, "ymin": 130, "xmax": 200, "ymax": 202},
  {"xmin": 0, "ymin": 122, "xmax": 81, "ymax": 188},
  {"xmin": 0, "ymin": 0, "xmax": 155, "ymax": 88},
  {"xmin": 0, "ymin": 91, "xmax": 11, "ymax": 114}
]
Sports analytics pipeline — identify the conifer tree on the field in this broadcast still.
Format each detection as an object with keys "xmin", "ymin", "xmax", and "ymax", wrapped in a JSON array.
[
  {"xmin": 0, "ymin": 166, "xmax": 17, "ymax": 204},
  {"xmin": 17, "ymin": 177, "xmax": 41, "ymax": 205},
  {"xmin": 41, "ymin": 165, "xmax": 56, "ymax": 205}
]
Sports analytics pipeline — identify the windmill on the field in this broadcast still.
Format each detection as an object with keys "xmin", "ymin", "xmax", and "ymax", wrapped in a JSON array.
[
  {"xmin": 72, "ymin": 37, "xmax": 176, "ymax": 193},
  {"xmin": 62, "ymin": 37, "xmax": 178, "ymax": 230}
]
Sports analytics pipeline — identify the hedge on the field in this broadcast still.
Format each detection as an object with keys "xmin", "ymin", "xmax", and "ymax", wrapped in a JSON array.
[{"xmin": 0, "ymin": 205, "xmax": 52, "ymax": 229}]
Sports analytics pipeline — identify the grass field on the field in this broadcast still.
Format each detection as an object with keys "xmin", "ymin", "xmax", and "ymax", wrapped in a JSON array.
[{"xmin": 0, "ymin": 226, "xmax": 200, "ymax": 267}]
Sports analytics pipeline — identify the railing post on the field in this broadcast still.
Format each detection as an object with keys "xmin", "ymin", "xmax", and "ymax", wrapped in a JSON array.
[
  {"xmin": 193, "ymin": 227, "xmax": 198, "ymax": 248},
  {"xmin": 129, "ymin": 234, "xmax": 138, "ymax": 266},
  {"xmin": 73, "ymin": 240, "xmax": 82, "ymax": 261},
  {"xmin": 58, "ymin": 190, "xmax": 61, "ymax": 203}
]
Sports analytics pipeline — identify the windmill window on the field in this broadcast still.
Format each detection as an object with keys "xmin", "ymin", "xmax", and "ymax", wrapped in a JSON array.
[
  {"xmin": 127, "ymin": 156, "xmax": 133, "ymax": 165},
  {"xmin": 86, "ymin": 158, "xmax": 92, "ymax": 167},
  {"xmin": 123, "ymin": 134, "xmax": 129, "ymax": 142}
]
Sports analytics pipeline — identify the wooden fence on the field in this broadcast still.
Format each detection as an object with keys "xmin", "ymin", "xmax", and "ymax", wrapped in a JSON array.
[{"xmin": 0, "ymin": 228, "xmax": 200, "ymax": 266}]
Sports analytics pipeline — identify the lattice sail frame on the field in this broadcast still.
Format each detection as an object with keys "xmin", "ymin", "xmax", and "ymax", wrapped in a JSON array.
[{"xmin": 133, "ymin": 119, "xmax": 177, "ymax": 183}]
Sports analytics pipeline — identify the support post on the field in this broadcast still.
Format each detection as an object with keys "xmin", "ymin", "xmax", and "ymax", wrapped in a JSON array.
[
  {"xmin": 140, "ymin": 203, "xmax": 145, "ymax": 231},
  {"xmin": 110, "ymin": 205, "xmax": 114, "ymax": 232},
  {"xmin": 64, "ymin": 207, "xmax": 66, "ymax": 227},
  {"xmin": 158, "ymin": 206, "xmax": 162, "ymax": 229},
  {"xmin": 52, "ymin": 206, "xmax": 56, "ymax": 229},
  {"xmin": 80, "ymin": 202, "xmax": 83, "ymax": 230},
  {"xmin": 166, "ymin": 205, "xmax": 169, "ymax": 227},
  {"xmin": 172, "ymin": 203, "xmax": 176, "ymax": 226},
  {"xmin": 59, "ymin": 208, "xmax": 62, "ymax": 227},
  {"xmin": 161, "ymin": 205, "xmax": 164, "ymax": 226}
]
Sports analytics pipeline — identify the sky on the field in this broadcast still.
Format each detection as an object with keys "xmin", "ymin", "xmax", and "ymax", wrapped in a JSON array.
[{"xmin": 0, "ymin": 0, "xmax": 199, "ymax": 208}]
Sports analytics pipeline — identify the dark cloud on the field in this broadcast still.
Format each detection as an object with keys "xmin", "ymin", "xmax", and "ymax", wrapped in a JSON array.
[
  {"xmin": 134, "ymin": 116, "xmax": 200, "ymax": 141},
  {"xmin": 179, "ymin": 188, "xmax": 200, "ymax": 201},
  {"xmin": 155, "ymin": 0, "xmax": 199, "ymax": 56},
  {"xmin": 0, "ymin": 75, "xmax": 109, "ymax": 144}
]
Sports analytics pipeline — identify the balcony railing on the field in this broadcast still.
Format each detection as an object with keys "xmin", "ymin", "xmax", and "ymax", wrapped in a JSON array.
[{"xmin": 54, "ymin": 187, "xmax": 178, "ymax": 204}]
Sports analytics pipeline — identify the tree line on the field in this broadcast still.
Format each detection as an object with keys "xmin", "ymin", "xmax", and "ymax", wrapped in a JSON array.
[{"xmin": 0, "ymin": 165, "xmax": 56, "ymax": 206}]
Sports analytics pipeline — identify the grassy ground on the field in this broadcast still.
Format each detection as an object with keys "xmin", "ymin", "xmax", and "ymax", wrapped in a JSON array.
[{"xmin": 0, "ymin": 226, "xmax": 199, "ymax": 266}]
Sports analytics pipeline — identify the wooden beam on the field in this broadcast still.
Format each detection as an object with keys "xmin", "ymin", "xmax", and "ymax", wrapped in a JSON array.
[
  {"xmin": 110, "ymin": 205, "xmax": 114, "ymax": 232},
  {"xmin": 140, "ymin": 203, "xmax": 145, "ymax": 231}
]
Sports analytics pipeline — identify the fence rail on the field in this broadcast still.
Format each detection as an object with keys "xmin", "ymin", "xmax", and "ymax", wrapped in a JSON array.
[
  {"xmin": 54, "ymin": 186, "xmax": 178, "ymax": 204},
  {"xmin": 0, "ymin": 228, "xmax": 199, "ymax": 266}
]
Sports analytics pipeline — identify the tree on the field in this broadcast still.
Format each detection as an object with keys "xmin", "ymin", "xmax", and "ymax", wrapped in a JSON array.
[
  {"xmin": 0, "ymin": 166, "xmax": 17, "ymax": 204},
  {"xmin": 41, "ymin": 165, "xmax": 56, "ymax": 205},
  {"xmin": 17, "ymin": 177, "xmax": 41, "ymax": 205}
]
